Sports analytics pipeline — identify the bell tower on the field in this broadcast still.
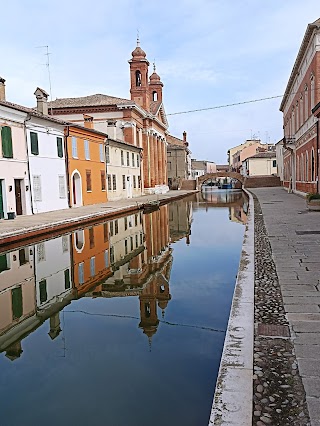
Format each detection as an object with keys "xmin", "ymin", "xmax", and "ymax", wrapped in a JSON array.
[
  {"xmin": 129, "ymin": 37, "xmax": 150, "ymax": 111},
  {"xmin": 149, "ymin": 62, "xmax": 163, "ymax": 103}
]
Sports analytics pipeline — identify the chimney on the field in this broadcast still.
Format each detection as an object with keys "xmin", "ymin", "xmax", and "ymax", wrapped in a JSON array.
[
  {"xmin": 34, "ymin": 87, "xmax": 49, "ymax": 115},
  {"xmin": 0, "ymin": 77, "xmax": 6, "ymax": 101},
  {"xmin": 107, "ymin": 120, "xmax": 117, "ymax": 140},
  {"xmin": 183, "ymin": 131, "xmax": 187, "ymax": 142}
]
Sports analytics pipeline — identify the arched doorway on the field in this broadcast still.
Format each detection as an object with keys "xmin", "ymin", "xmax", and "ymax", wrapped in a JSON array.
[{"xmin": 71, "ymin": 171, "xmax": 82, "ymax": 207}]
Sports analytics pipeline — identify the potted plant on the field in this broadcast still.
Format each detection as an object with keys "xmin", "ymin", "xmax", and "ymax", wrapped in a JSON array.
[{"xmin": 306, "ymin": 193, "xmax": 320, "ymax": 211}]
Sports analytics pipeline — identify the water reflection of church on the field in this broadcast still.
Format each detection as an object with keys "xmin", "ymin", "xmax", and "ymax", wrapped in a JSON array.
[{"xmin": 0, "ymin": 202, "xmax": 189, "ymax": 359}]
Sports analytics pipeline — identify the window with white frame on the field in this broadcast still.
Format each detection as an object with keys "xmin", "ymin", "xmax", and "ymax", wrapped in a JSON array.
[
  {"xmin": 90, "ymin": 256, "xmax": 95, "ymax": 277},
  {"xmin": 33, "ymin": 175, "xmax": 42, "ymax": 201},
  {"xmin": 72, "ymin": 136, "xmax": 78, "ymax": 158},
  {"xmin": 105, "ymin": 145, "xmax": 110, "ymax": 163},
  {"xmin": 59, "ymin": 175, "xmax": 66, "ymax": 198},
  {"xmin": 100, "ymin": 144, "xmax": 105, "ymax": 162},
  {"xmin": 132, "ymin": 152, "xmax": 135, "ymax": 167},
  {"xmin": 37, "ymin": 243, "xmax": 46, "ymax": 262},
  {"xmin": 311, "ymin": 75, "xmax": 315, "ymax": 109},
  {"xmin": 78, "ymin": 262, "xmax": 84, "ymax": 284},
  {"xmin": 304, "ymin": 86, "xmax": 308, "ymax": 121},
  {"xmin": 305, "ymin": 152, "xmax": 309, "ymax": 182},
  {"xmin": 104, "ymin": 250, "xmax": 109, "ymax": 268},
  {"xmin": 127, "ymin": 152, "xmax": 130, "ymax": 166},
  {"xmin": 84, "ymin": 140, "xmax": 90, "ymax": 160}
]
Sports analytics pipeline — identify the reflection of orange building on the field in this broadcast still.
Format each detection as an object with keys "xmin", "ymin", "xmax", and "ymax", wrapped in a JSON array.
[
  {"xmin": 67, "ymin": 125, "xmax": 107, "ymax": 207},
  {"xmin": 71, "ymin": 222, "xmax": 112, "ymax": 297}
]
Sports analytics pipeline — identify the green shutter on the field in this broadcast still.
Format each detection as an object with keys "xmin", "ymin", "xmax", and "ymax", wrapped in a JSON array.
[
  {"xmin": 30, "ymin": 132, "xmax": 39, "ymax": 155},
  {"xmin": 1, "ymin": 126, "xmax": 13, "ymax": 158},
  {"xmin": 64, "ymin": 269, "xmax": 70, "ymax": 289},
  {"xmin": 39, "ymin": 279, "xmax": 47, "ymax": 303},
  {"xmin": 0, "ymin": 254, "xmax": 8, "ymax": 273},
  {"xmin": 57, "ymin": 137, "xmax": 63, "ymax": 158},
  {"xmin": 12, "ymin": 286, "xmax": 23, "ymax": 319}
]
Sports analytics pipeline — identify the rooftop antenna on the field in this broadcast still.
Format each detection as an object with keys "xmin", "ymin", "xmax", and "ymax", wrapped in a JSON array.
[
  {"xmin": 37, "ymin": 45, "xmax": 53, "ymax": 115},
  {"xmin": 153, "ymin": 59, "xmax": 156, "ymax": 72},
  {"xmin": 137, "ymin": 29, "xmax": 140, "ymax": 46}
]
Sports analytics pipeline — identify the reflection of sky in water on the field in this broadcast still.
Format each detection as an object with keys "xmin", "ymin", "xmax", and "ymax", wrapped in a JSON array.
[{"xmin": 0, "ymin": 196, "xmax": 244, "ymax": 426}]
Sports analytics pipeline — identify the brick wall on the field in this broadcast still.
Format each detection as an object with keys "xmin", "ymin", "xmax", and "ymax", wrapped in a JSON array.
[{"xmin": 244, "ymin": 176, "xmax": 281, "ymax": 188}]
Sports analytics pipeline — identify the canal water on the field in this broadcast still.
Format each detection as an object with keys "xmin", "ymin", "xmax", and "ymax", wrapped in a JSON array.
[{"xmin": 0, "ymin": 190, "xmax": 247, "ymax": 426}]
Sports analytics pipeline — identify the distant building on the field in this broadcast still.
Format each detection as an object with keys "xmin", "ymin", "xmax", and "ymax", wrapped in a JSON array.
[
  {"xmin": 191, "ymin": 159, "xmax": 216, "ymax": 179},
  {"xmin": 167, "ymin": 131, "xmax": 192, "ymax": 189},
  {"xmin": 230, "ymin": 140, "xmax": 275, "ymax": 173},
  {"xmin": 242, "ymin": 152, "xmax": 277, "ymax": 176},
  {"xmin": 275, "ymin": 139, "xmax": 284, "ymax": 183},
  {"xmin": 280, "ymin": 18, "xmax": 320, "ymax": 194}
]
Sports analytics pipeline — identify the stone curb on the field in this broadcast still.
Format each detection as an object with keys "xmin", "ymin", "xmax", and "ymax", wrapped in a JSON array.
[{"xmin": 209, "ymin": 189, "xmax": 254, "ymax": 425}]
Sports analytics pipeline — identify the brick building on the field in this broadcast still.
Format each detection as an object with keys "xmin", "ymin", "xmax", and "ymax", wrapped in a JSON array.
[
  {"xmin": 280, "ymin": 18, "xmax": 320, "ymax": 194},
  {"xmin": 49, "ymin": 40, "xmax": 169, "ymax": 195}
]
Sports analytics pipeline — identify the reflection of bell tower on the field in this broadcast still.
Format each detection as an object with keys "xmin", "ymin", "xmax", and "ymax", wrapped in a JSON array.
[
  {"xmin": 139, "ymin": 289, "xmax": 159, "ymax": 348},
  {"xmin": 156, "ymin": 275, "xmax": 171, "ymax": 318},
  {"xmin": 129, "ymin": 37, "xmax": 150, "ymax": 111}
]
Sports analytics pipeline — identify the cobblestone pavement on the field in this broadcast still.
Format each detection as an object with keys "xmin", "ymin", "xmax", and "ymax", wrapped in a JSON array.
[{"xmin": 252, "ymin": 188, "xmax": 320, "ymax": 426}]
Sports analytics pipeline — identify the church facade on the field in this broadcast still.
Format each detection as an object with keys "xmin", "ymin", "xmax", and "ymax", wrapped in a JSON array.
[{"xmin": 49, "ymin": 41, "xmax": 169, "ymax": 195}]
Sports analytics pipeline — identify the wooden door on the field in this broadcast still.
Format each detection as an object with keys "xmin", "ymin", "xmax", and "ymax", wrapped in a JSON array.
[{"xmin": 14, "ymin": 179, "xmax": 23, "ymax": 215}]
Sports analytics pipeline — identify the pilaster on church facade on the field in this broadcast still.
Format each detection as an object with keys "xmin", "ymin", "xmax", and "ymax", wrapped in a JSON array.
[{"xmin": 49, "ymin": 39, "xmax": 170, "ymax": 196}]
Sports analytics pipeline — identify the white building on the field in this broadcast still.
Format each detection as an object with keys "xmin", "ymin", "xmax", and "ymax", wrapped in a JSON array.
[
  {"xmin": 0, "ymin": 91, "xmax": 32, "ymax": 218},
  {"xmin": 27, "ymin": 88, "xmax": 69, "ymax": 213},
  {"xmin": 242, "ymin": 152, "xmax": 277, "ymax": 176},
  {"xmin": 106, "ymin": 129, "xmax": 143, "ymax": 200},
  {"xmin": 35, "ymin": 235, "xmax": 72, "ymax": 311},
  {"xmin": 275, "ymin": 139, "xmax": 284, "ymax": 182}
]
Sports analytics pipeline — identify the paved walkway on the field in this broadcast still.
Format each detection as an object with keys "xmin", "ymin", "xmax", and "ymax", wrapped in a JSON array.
[
  {"xmin": 251, "ymin": 187, "xmax": 320, "ymax": 426},
  {"xmin": 0, "ymin": 190, "xmax": 196, "ymax": 246}
]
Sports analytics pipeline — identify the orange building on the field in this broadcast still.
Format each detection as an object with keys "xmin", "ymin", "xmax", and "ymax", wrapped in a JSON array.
[
  {"xmin": 67, "ymin": 125, "xmax": 108, "ymax": 207},
  {"xmin": 71, "ymin": 222, "xmax": 112, "ymax": 297}
]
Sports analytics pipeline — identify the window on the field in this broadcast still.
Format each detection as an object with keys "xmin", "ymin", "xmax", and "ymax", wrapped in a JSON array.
[
  {"xmin": 132, "ymin": 153, "xmax": 135, "ymax": 167},
  {"xmin": 62, "ymin": 235, "xmax": 69, "ymax": 252},
  {"xmin": 64, "ymin": 269, "xmax": 71, "ymax": 289},
  {"xmin": 59, "ymin": 175, "xmax": 66, "ymax": 198},
  {"xmin": 101, "ymin": 170, "xmax": 106, "ymax": 191},
  {"xmin": 100, "ymin": 144, "xmax": 105, "ymax": 162},
  {"xmin": 103, "ymin": 223, "xmax": 108, "ymax": 242},
  {"xmin": 121, "ymin": 150, "xmax": 124, "ymax": 165},
  {"xmin": 39, "ymin": 279, "xmax": 47, "ymax": 304},
  {"xmin": 124, "ymin": 216, "xmax": 128, "ymax": 230},
  {"xmin": 0, "ymin": 254, "xmax": 9, "ymax": 273},
  {"xmin": 123, "ymin": 175, "xmax": 126, "ymax": 190},
  {"xmin": 112, "ymin": 174, "xmax": 116, "ymax": 190},
  {"xmin": 137, "ymin": 154, "xmax": 140, "ymax": 167},
  {"xmin": 272, "ymin": 160, "xmax": 276, "ymax": 168},
  {"xmin": 127, "ymin": 152, "xmax": 130, "ymax": 166},
  {"xmin": 304, "ymin": 86, "xmax": 308, "ymax": 121},
  {"xmin": 305, "ymin": 152, "xmax": 309, "ymax": 182},
  {"xmin": 1, "ymin": 126, "xmax": 13, "ymax": 158},
  {"xmin": 135, "ymin": 70, "xmax": 142, "ymax": 87},
  {"xmin": 140, "ymin": 233, "xmax": 143, "ymax": 245},
  {"xmin": 110, "ymin": 221, "xmax": 114, "ymax": 237},
  {"xmin": 115, "ymin": 220, "xmax": 118, "ymax": 234},
  {"xmin": 86, "ymin": 170, "xmax": 92, "ymax": 191},
  {"xmin": 133, "ymin": 175, "xmax": 136, "ymax": 188},
  {"xmin": 72, "ymin": 136, "xmax": 78, "ymax": 158},
  {"xmin": 135, "ymin": 214, "xmax": 138, "ymax": 227},
  {"xmin": 104, "ymin": 250, "xmax": 109, "ymax": 268},
  {"xmin": 30, "ymin": 132, "xmax": 39, "ymax": 155},
  {"xmin": 37, "ymin": 243, "xmax": 45, "ymax": 262},
  {"xmin": 33, "ymin": 175, "xmax": 42, "ymax": 201},
  {"xmin": 311, "ymin": 149, "xmax": 315, "ymax": 181},
  {"xmin": 138, "ymin": 176, "xmax": 141, "ymax": 188},
  {"xmin": 130, "ymin": 236, "xmax": 133, "ymax": 251},
  {"xmin": 107, "ymin": 174, "xmax": 112, "ymax": 191},
  {"xmin": 12, "ymin": 286, "xmax": 23, "ymax": 319},
  {"xmin": 110, "ymin": 246, "xmax": 114, "ymax": 264},
  {"xmin": 311, "ymin": 75, "xmax": 315, "ymax": 109},
  {"xmin": 89, "ymin": 227, "xmax": 94, "ymax": 248},
  {"xmin": 78, "ymin": 263, "xmax": 84, "ymax": 284},
  {"xmin": 300, "ymin": 96, "xmax": 303, "ymax": 127},
  {"xmin": 84, "ymin": 140, "xmax": 90, "ymax": 160},
  {"xmin": 90, "ymin": 257, "xmax": 95, "ymax": 277},
  {"xmin": 57, "ymin": 137, "xmax": 63, "ymax": 158},
  {"xmin": 135, "ymin": 234, "xmax": 138, "ymax": 248},
  {"xmin": 19, "ymin": 248, "xmax": 27, "ymax": 265},
  {"xmin": 124, "ymin": 239, "xmax": 128, "ymax": 255}
]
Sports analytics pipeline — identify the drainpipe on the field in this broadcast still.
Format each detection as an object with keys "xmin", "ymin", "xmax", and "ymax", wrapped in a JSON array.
[
  {"xmin": 24, "ymin": 114, "xmax": 34, "ymax": 214},
  {"xmin": 317, "ymin": 119, "xmax": 319, "ymax": 194},
  {"xmin": 104, "ymin": 137, "xmax": 109, "ymax": 201},
  {"xmin": 64, "ymin": 126, "xmax": 71, "ymax": 208}
]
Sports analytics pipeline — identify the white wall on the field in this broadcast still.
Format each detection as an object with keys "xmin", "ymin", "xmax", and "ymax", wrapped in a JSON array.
[
  {"xmin": 276, "ymin": 142, "xmax": 284, "ymax": 181},
  {"xmin": 35, "ymin": 235, "xmax": 72, "ymax": 308},
  {"xmin": 248, "ymin": 157, "xmax": 277, "ymax": 176},
  {"xmin": 27, "ymin": 117, "xmax": 68, "ymax": 213},
  {"xmin": 0, "ymin": 106, "xmax": 32, "ymax": 217}
]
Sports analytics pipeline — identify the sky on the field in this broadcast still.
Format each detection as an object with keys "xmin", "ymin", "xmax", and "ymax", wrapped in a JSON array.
[{"xmin": 1, "ymin": 0, "xmax": 319, "ymax": 164}]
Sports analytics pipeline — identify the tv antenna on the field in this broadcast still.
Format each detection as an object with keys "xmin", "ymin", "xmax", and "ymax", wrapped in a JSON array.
[{"xmin": 37, "ymin": 45, "xmax": 53, "ymax": 114}]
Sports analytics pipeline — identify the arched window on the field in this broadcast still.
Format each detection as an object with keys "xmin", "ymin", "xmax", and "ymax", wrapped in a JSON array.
[
  {"xmin": 300, "ymin": 95, "xmax": 303, "ymax": 127},
  {"xmin": 152, "ymin": 91, "xmax": 158, "ymax": 101},
  {"xmin": 301, "ymin": 153, "xmax": 304, "ymax": 181},
  {"xmin": 292, "ymin": 109, "xmax": 295, "ymax": 134},
  {"xmin": 135, "ymin": 70, "xmax": 142, "ymax": 87},
  {"xmin": 305, "ymin": 151, "xmax": 309, "ymax": 182},
  {"xmin": 297, "ymin": 155, "xmax": 300, "ymax": 181},
  {"xmin": 296, "ymin": 101, "xmax": 299, "ymax": 130},
  {"xmin": 311, "ymin": 149, "xmax": 315, "ymax": 181},
  {"xmin": 304, "ymin": 85, "xmax": 308, "ymax": 121},
  {"xmin": 311, "ymin": 75, "xmax": 315, "ymax": 109}
]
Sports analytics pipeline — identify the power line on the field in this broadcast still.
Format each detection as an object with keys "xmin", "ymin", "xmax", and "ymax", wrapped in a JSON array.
[{"xmin": 167, "ymin": 95, "xmax": 283, "ymax": 116}]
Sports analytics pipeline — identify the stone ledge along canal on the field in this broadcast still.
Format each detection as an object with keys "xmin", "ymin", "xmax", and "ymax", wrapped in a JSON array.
[{"xmin": 0, "ymin": 189, "xmax": 247, "ymax": 426}]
